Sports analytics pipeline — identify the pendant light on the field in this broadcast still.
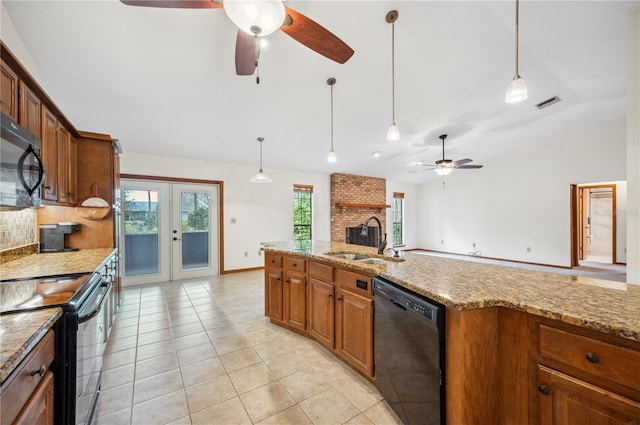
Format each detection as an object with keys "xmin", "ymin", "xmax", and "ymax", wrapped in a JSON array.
[
  {"xmin": 386, "ymin": 10, "xmax": 399, "ymax": 141},
  {"xmin": 249, "ymin": 137, "xmax": 272, "ymax": 183},
  {"xmin": 505, "ymin": 0, "xmax": 528, "ymax": 103},
  {"xmin": 327, "ymin": 77, "xmax": 337, "ymax": 163}
]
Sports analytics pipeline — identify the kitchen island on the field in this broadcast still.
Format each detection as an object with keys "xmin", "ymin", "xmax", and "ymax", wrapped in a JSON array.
[{"xmin": 262, "ymin": 240, "xmax": 640, "ymax": 425}]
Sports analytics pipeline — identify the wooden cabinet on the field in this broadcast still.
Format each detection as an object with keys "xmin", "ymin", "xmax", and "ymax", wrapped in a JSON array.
[
  {"xmin": 335, "ymin": 285, "xmax": 374, "ymax": 377},
  {"xmin": 40, "ymin": 106, "xmax": 76, "ymax": 205},
  {"xmin": 536, "ymin": 322, "xmax": 640, "ymax": 424},
  {"xmin": 1, "ymin": 58, "xmax": 18, "ymax": 120},
  {"xmin": 18, "ymin": 81, "xmax": 41, "ymax": 138},
  {"xmin": 283, "ymin": 257, "xmax": 307, "ymax": 331},
  {"xmin": 0, "ymin": 330, "xmax": 55, "ymax": 425},
  {"xmin": 309, "ymin": 261, "xmax": 336, "ymax": 349},
  {"xmin": 538, "ymin": 365, "xmax": 640, "ymax": 425},
  {"xmin": 265, "ymin": 254, "xmax": 283, "ymax": 323}
]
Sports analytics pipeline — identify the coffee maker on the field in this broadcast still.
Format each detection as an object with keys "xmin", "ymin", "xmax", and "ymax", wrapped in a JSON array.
[{"xmin": 39, "ymin": 222, "xmax": 80, "ymax": 253}]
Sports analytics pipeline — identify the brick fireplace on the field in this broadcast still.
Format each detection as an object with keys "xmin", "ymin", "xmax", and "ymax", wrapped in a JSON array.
[{"xmin": 330, "ymin": 173, "xmax": 388, "ymax": 245}]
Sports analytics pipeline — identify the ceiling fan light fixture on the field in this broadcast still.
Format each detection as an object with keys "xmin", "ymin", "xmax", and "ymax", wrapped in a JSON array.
[
  {"xmin": 224, "ymin": 0, "xmax": 285, "ymax": 37},
  {"xmin": 250, "ymin": 137, "xmax": 272, "ymax": 183},
  {"xmin": 435, "ymin": 165, "xmax": 453, "ymax": 176}
]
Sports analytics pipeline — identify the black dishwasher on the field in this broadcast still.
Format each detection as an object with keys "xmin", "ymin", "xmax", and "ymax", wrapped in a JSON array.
[{"xmin": 373, "ymin": 277, "xmax": 445, "ymax": 425}]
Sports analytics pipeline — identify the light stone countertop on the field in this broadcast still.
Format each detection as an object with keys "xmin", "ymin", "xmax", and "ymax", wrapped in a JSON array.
[
  {"xmin": 0, "ymin": 308, "xmax": 62, "ymax": 383},
  {"xmin": 0, "ymin": 248, "xmax": 116, "ymax": 281},
  {"xmin": 262, "ymin": 240, "xmax": 640, "ymax": 342}
]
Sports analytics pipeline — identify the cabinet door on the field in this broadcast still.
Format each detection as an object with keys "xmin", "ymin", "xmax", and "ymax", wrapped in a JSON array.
[
  {"xmin": 309, "ymin": 278, "xmax": 334, "ymax": 349},
  {"xmin": 14, "ymin": 371, "xmax": 54, "ymax": 425},
  {"xmin": 335, "ymin": 288, "xmax": 374, "ymax": 377},
  {"xmin": 56, "ymin": 123, "xmax": 70, "ymax": 204},
  {"xmin": 0, "ymin": 59, "xmax": 18, "ymax": 120},
  {"xmin": 68, "ymin": 135, "xmax": 78, "ymax": 204},
  {"xmin": 265, "ymin": 268, "xmax": 283, "ymax": 323},
  {"xmin": 538, "ymin": 365, "xmax": 640, "ymax": 425},
  {"xmin": 283, "ymin": 271, "xmax": 306, "ymax": 331},
  {"xmin": 40, "ymin": 107, "xmax": 58, "ymax": 201},
  {"xmin": 18, "ymin": 81, "xmax": 41, "ymax": 137}
]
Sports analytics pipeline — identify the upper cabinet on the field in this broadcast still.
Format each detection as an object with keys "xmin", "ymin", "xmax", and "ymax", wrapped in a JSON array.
[
  {"xmin": 18, "ymin": 81, "xmax": 41, "ymax": 137},
  {"xmin": 0, "ymin": 58, "xmax": 18, "ymax": 120}
]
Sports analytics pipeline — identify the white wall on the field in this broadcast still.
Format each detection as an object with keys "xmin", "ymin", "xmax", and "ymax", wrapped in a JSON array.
[
  {"xmin": 120, "ymin": 152, "xmax": 330, "ymax": 271},
  {"xmin": 386, "ymin": 181, "xmax": 420, "ymax": 249},
  {"xmin": 417, "ymin": 119, "xmax": 627, "ymax": 267},
  {"xmin": 627, "ymin": 9, "xmax": 640, "ymax": 284}
]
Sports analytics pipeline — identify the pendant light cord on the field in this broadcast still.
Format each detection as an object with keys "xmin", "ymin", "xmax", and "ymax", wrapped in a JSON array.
[
  {"xmin": 514, "ymin": 0, "xmax": 520, "ymax": 77},
  {"xmin": 391, "ymin": 20, "xmax": 396, "ymax": 124},
  {"xmin": 259, "ymin": 138, "xmax": 264, "ymax": 171},
  {"xmin": 330, "ymin": 83, "xmax": 334, "ymax": 151}
]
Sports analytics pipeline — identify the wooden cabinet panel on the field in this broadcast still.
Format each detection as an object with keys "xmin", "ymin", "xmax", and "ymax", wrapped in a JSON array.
[
  {"xmin": 337, "ymin": 269, "xmax": 372, "ymax": 295},
  {"xmin": 335, "ymin": 287, "xmax": 373, "ymax": 377},
  {"xmin": 539, "ymin": 324, "xmax": 640, "ymax": 393},
  {"xmin": 538, "ymin": 365, "xmax": 640, "ymax": 425},
  {"xmin": 284, "ymin": 256, "xmax": 307, "ymax": 273},
  {"xmin": 0, "ymin": 58, "xmax": 18, "ymax": 120},
  {"xmin": 40, "ymin": 107, "xmax": 58, "ymax": 202},
  {"xmin": 56, "ymin": 123, "xmax": 70, "ymax": 204},
  {"xmin": 14, "ymin": 371, "xmax": 54, "ymax": 425},
  {"xmin": 309, "ymin": 261, "xmax": 334, "ymax": 282},
  {"xmin": 309, "ymin": 278, "xmax": 334, "ymax": 349},
  {"xmin": 265, "ymin": 269, "xmax": 283, "ymax": 323},
  {"xmin": 18, "ymin": 81, "xmax": 41, "ymax": 138},
  {"xmin": 68, "ymin": 135, "xmax": 78, "ymax": 205},
  {"xmin": 265, "ymin": 254, "xmax": 282, "ymax": 268},
  {"xmin": 283, "ymin": 271, "xmax": 306, "ymax": 331},
  {"xmin": 0, "ymin": 330, "xmax": 55, "ymax": 425}
]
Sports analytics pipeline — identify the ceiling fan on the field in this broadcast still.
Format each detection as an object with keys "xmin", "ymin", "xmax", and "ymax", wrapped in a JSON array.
[
  {"xmin": 119, "ymin": 0, "xmax": 354, "ymax": 76},
  {"xmin": 411, "ymin": 134, "xmax": 483, "ymax": 176}
]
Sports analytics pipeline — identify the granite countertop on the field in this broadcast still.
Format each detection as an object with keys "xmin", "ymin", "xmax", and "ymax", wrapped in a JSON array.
[
  {"xmin": 0, "ymin": 308, "xmax": 62, "ymax": 383},
  {"xmin": 262, "ymin": 240, "xmax": 640, "ymax": 342},
  {"xmin": 0, "ymin": 248, "xmax": 116, "ymax": 281}
]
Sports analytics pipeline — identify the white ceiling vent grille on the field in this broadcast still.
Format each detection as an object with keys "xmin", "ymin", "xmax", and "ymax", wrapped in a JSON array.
[{"xmin": 535, "ymin": 96, "xmax": 561, "ymax": 110}]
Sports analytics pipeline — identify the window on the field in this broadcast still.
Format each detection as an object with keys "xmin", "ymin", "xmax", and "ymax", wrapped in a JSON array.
[
  {"xmin": 392, "ymin": 192, "xmax": 404, "ymax": 246},
  {"xmin": 293, "ymin": 185, "xmax": 313, "ymax": 241}
]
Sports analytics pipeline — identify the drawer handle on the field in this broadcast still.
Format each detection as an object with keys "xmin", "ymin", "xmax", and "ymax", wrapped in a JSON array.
[
  {"xmin": 30, "ymin": 365, "xmax": 46, "ymax": 378},
  {"xmin": 538, "ymin": 385, "xmax": 550, "ymax": 396},
  {"xmin": 585, "ymin": 352, "xmax": 599, "ymax": 364}
]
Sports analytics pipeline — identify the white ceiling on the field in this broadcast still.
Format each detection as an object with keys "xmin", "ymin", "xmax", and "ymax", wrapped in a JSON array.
[{"xmin": 3, "ymin": 0, "xmax": 638, "ymax": 184}]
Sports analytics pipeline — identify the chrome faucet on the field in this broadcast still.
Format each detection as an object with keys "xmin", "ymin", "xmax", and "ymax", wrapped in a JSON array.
[{"xmin": 360, "ymin": 216, "xmax": 387, "ymax": 255}]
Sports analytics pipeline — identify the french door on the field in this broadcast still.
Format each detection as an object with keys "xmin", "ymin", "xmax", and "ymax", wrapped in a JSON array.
[{"xmin": 121, "ymin": 179, "xmax": 219, "ymax": 285}]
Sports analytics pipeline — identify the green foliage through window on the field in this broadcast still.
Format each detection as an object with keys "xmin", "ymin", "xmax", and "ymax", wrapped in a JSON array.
[
  {"xmin": 293, "ymin": 187, "xmax": 312, "ymax": 241},
  {"xmin": 392, "ymin": 196, "xmax": 404, "ymax": 245}
]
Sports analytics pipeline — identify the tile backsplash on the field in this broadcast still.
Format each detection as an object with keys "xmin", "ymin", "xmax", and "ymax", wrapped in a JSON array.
[{"xmin": 0, "ymin": 209, "xmax": 37, "ymax": 251}]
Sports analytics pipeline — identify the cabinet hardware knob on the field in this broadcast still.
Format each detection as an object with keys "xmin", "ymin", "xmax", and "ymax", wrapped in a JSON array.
[
  {"xmin": 285, "ymin": 279, "xmax": 290, "ymax": 283},
  {"xmin": 538, "ymin": 385, "xmax": 550, "ymax": 395},
  {"xmin": 271, "ymin": 259, "xmax": 275, "ymax": 263},
  {"xmin": 328, "ymin": 293, "xmax": 333, "ymax": 298},
  {"xmin": 30, "ymin": 365, "xmax": 46, "ymax": 377},
  {"xmin": 292, "ymin": 263, "xmax": 297, "ymax": 267},
  {"xmin": 44, "ymin": 185, "xmax": 51, "ymax": 190},
  {"xmin": 336, "ymin": 295, "xmax": 343, "ymax": 301},
  {"xmin": 275, "ymin": 277, "xmax": 281, "ymax": 281},
  {"xmin": 585, "ymin": 352, "xmax": 599, "ymax": 364}
]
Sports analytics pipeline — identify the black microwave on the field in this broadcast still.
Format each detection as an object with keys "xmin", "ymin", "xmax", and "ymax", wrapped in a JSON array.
[{"xmin": 0, "ymin": 112, "xmax": 45, "ymax": 209}]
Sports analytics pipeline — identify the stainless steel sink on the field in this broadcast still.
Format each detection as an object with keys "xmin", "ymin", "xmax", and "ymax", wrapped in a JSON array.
[
  {"xmin": 355, "ymin": 258, "xmax": 388, "ymax": 265},
  {"xmin": 325, "ymin": 253, "xmax": 371, "ymax": 261}
]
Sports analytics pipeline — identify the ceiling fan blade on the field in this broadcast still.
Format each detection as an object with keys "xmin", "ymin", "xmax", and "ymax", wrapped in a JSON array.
[
  {"xmin": 280, "ymin": 7, "xmax": 354, "ymax": 64},
  {"xmin": 120, "ymin": 0, "xmax": 222, "ymax": 8},
  {"xmin": 453, "ymin": 158, "xmax": 473, "ymax": 165},
  {"xmin": 454, "ymin": 164, "xmax": 483, "ymax": 169},
  {"xmin": 409, "ymin": 167, "xmax": 435, "ymax": 173},
  {"xmin": 235, "ymin": 30, "xmax": 259, "ymax": 75}
]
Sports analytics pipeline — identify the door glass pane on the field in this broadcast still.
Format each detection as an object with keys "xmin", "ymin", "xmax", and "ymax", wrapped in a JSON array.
[
  {"xmin": 123, "ymin": 189, "xmax": 159, "ymax": 276},
  {"xmin": 180, "ymin": 191, "xmax": 210, "ymax": 270}
]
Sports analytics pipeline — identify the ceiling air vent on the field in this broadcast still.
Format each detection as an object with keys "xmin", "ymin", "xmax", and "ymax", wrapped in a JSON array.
[{"xmin": 535, "ymin": 96, "xmax": 561, "ymax": 110}]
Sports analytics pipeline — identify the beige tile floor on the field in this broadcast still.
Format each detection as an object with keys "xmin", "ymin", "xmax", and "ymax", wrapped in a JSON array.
[{"xmin": 92, "ymin": 270, "xmax": 402, "ymax": 425}]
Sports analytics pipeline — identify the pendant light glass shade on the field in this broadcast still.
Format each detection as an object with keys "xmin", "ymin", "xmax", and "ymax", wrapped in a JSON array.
[
  {"xmin": 327, "ymin": 77, "xmax": 337, "ymax": 163},
  {"xmin": 505, "ymin": 0, "xmax": 527, "ymax": 103},
  {"xmin": 224, "ymin": 0, "xmax": 285, "ymax": 37},
  {"xmin": 386, "ymin": 11, "xmax": 399, "ymax": 141},
  {"xmin": 250, "ymin": 137, "xmax": 272, "ymax": 183}
]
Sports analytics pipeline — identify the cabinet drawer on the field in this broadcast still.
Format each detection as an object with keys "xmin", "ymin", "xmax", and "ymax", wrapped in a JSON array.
[
  {"xmin": 0, "ymin": 330, "xmax": 55, "ymax": 425},
  {"xmin": 539, "ymin": 325, "xmax": 640, "ymax": 392},
  {"xmin": 310, "ymin": 261, "xmax": 334, "ymax": 282},
  {"xmin": 284, "ymin": 257, "xmax": 307, "ymax": 273},
  {"xmin": 337, "ymin": 269, "xmax": 372, "ymax": 296},
  {"xmin": 265, "ymin": 254, "xmax": 282, "ymax": 268}
]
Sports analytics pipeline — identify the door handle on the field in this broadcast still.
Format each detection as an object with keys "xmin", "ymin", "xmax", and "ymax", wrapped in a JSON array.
[{"xmin": 173, "ymin": 237, "xmax": 181, "ymax": 241}]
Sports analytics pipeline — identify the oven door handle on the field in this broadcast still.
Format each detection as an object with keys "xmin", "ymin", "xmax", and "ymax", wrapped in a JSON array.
[{"xmin": 78, "ymin": 282, "xmax": 111, "ymax": 324}]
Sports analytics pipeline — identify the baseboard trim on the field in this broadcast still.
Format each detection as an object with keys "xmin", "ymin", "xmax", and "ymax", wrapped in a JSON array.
[{"xmin": 221, "ymin": 266, "xmax": 264, "ymax": 274}]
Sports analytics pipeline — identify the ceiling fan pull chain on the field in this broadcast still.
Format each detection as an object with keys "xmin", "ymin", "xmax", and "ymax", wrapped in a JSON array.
[{"xmin": 256, "ymin": 60, "xmax": 260, "ymax": 84}]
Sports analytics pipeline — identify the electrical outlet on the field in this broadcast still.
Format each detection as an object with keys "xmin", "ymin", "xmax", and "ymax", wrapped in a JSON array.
[
  {"xmin": 526, "ymin": 247, "xmax": 531, "ymax": 253},
  {"xmin": 441, "ymin": 240, "xmax": 444, "ymax": 244},
  {"xmin": 258, "ymin": 250, "xmax": 262, "ymax": 256},
  {"xmin": 230, "ymin": 217, "xmax": 237, "ymax": 224},
  {"xmin": 472, "ymin": 242, "xmax": 476, "ymax": 249},
  {"xmin": 244, "ymin": 251, "xmax": 248, "ymax": 257}
]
